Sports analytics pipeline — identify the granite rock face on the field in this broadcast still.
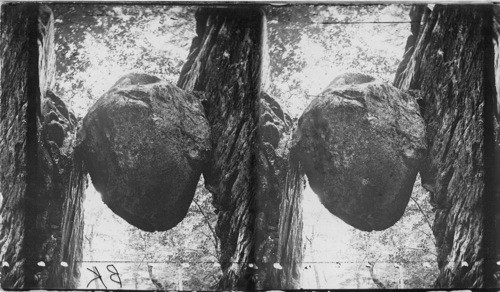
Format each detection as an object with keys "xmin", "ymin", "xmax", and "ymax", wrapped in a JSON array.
[
  {"xmin": 178, "ymin": 8, "xmax": 264, "ymax": 289},
  {"xmin": 78, "ymin": 74, "xmax": 210, "ymax": 232},
  {"xmin": 257, "ymin": 92, "xmax": 303, "ymax": 289},
  {"xmin": 395, "ymin": 5, "xmax": 500, "ymax": 288},
  {"xmin": 0, "ymin": 4, "xmax": 86, "ymax": 289},
  {"xmin": 178, "ymin": 8, "xmax": 304, "ymax": 290},
  {"xmin": 33, "ymin": 90, "xmax": 86, "ymax": 289},
  {"xmin": 292, "ymin": 76, "xmax": 426, "ymax": 231}
]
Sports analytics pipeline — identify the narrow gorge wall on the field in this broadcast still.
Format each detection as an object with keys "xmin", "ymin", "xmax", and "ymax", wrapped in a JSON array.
[
  {"xmin": 178, "ymin": 7, "xmax": 303, "ymax": 290},
  {"xmin": 395, "ymin": 5, "xmax": 500, "ymax": 288},
  {"xmin": 0, "ymin": 4, "xmax": 86, "ymax": 289},
  {"xmin": 3, "ymin": 3, "xmax": 500, "ymax": 290}
]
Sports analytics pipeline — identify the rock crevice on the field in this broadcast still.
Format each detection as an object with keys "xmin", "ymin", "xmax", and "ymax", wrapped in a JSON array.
[
  {"xmin": 0, "ymin": 4, "xmax": 86, "ymax": 289},
  {"xmin": 395, "ymin": 5, "xmax": 500, "ymax": 287},
  {"xmin": 178, "ymin": 8, "xmax": 304, "ymax": 290}
]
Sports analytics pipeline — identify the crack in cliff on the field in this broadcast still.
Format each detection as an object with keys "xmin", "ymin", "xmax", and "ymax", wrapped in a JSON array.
[
  {"xmin": 440, "ymin": 118, "xmax": 460, "ymax": 164},
  {"xmin": 480, "ymin": 6, "xmax": 498, "ymax": 287},
  {"xmin": 23, "ymin": 4, "xmax": 43, "ymax": 288}
]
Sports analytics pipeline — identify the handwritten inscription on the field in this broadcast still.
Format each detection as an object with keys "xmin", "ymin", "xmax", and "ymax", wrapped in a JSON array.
[{"xmin": 86, "ymin": 264, "xmax": 122, "ymax": 289}]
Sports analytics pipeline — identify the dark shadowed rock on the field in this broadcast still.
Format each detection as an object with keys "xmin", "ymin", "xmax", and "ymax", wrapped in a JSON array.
[
  {"xmin": 395, "ymin": 5, "xmax": 500, "ymax": 287},
  {"xmin": 42, "ymin": 91, "xmax": 75, "ymax": 148},
  {"xmin": 292, "ymin": 76, "xmax": 426, "ymax": 231},
  {"xmin": 257, "ymin": 92, "xmax": 303, "ymax": 288},
  {"xmin": 36, "ymin": 89, "xmax": 86, "ymax": 289},
  {"xmin": 259, "ymin": 92, "xmax": 291, "ymax": 149},
  {"xmin": 78, "ymin": 74, "xmax": 210, "ymax": 231},
  {"xmin": 177, "ymin": 8, "xmax": 303, "ymax": 289},
  {"xmin": 1, "ymin": 4, "xmax": 86, "ymax": 289}
]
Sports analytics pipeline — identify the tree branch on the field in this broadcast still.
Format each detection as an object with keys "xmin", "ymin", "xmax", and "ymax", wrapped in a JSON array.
[
  {"xmin": 192, "ymin": 198, "xmax": 220, "ymax": 258},
  {"xmin": 409, "ymin": 197, "xmax": 436, "ymax": 246},
  {"xmin": 147, "ymin": 265, "xmax": 165, "ymax": 291},
  {"xmin": 366, "ymin": 262, "xmax": 386, "ymax": 289}
]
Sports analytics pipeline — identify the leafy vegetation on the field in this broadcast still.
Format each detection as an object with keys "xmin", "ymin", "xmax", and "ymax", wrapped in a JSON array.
[
  {"xmin": 301, "ymin": 176, "xmax": 437, "ymax": 289},
  {"xmin": 266, "ymin": 4, "xmax": 410, "ymax": 117},
  {"xmin": 51, "ymin": 4, "xmax": 195, "ymax": 117},
  {"xmin": 81, "ymin": 177, "xmax": 220, "ymax": 290}
]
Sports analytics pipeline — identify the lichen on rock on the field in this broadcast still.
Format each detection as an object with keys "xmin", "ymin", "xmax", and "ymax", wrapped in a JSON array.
[
  {"xmin": 292, "ymin": 74, "xmax": 426, "ymax": 231},
  {"xmin": 77, "ymin": 73, "xmax": 211, "ymax": 232}
]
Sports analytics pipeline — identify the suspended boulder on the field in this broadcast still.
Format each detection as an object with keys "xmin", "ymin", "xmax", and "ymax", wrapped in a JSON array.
[
  {"xmin": 292, "ymin": 74, "xmax": 426, "ymax": 231},
  {"xmin": 77, "ymin": 74, "xmax": 211, "ymax": 231}
]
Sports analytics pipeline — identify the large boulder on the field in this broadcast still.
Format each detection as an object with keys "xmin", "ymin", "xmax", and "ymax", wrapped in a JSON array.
[
  {"xmin": 77, "ymin": 74, "xmax": 211, "ymax": 231},
  {"xmin": 292, "ymin": 74, "xmax": 426, "ymax": 231}
]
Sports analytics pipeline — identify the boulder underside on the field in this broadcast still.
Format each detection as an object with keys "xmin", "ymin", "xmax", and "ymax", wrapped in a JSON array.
[
  {"xmin": 293, "ymin": 77, "xmax": 426, "ymax": 231},
  {"xmin": 78, "ymin": 74, "xmax": 210, "ymax": 231}
]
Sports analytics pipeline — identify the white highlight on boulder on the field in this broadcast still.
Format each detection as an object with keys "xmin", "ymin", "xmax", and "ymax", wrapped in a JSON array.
[
  {"xmin": 273, "ymin": 263, "xmax": 283, "ymax": 270},
  {"xmin": 496, "ymin": 260, "xmax": 500, "ymax": 266},
  {"xmin": 248, "ymin": 263, "xmax": 254, "ymax": 268},
  {"xmin": 422, "ymin": 262, "xmax": 431, "ymax": 268},
  {"xmin": 2, "ymin": 261, "xmax": 9, "ymax": 268},
  {"xmin": 212, "ymin": 262, "xmax": 220, "ymax": 268},
  {"xmin": 181, "ymin": 263, "xmax": 190, "ymax": 268},
  {"xmin": 60, "ymin": 261, "xmax": 68, "ymax": 267},
  {"xmin": 37, "ymin": 261, "xmax": 46, "ymax": 267},
  {"xmin": 461, "ymin": 261, "xmax": 469, "ymax": 267}
]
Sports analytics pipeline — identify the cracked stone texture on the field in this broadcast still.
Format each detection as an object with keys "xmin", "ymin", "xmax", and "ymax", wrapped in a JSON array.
[
  {"xmin": 256, "ymin": 92, "xmax": 303, "ymax": 289},
  {"xmin": 178, "ymin": 8, "xmax": 304, "ymax": 290},
  {"xmin": 292, "ymin": 76, "xmax": 426, "ymax": 231},
  {"xmin": 78, "ymin": 74, "xmax": 210, "ymax": 232},
  {"xmin": 395, "ymin": 5, "xmax": 500, "ymax": 288},
  {"xmin": 1, "ymin": 4, "xmax": 86, "ymax": 289}
]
